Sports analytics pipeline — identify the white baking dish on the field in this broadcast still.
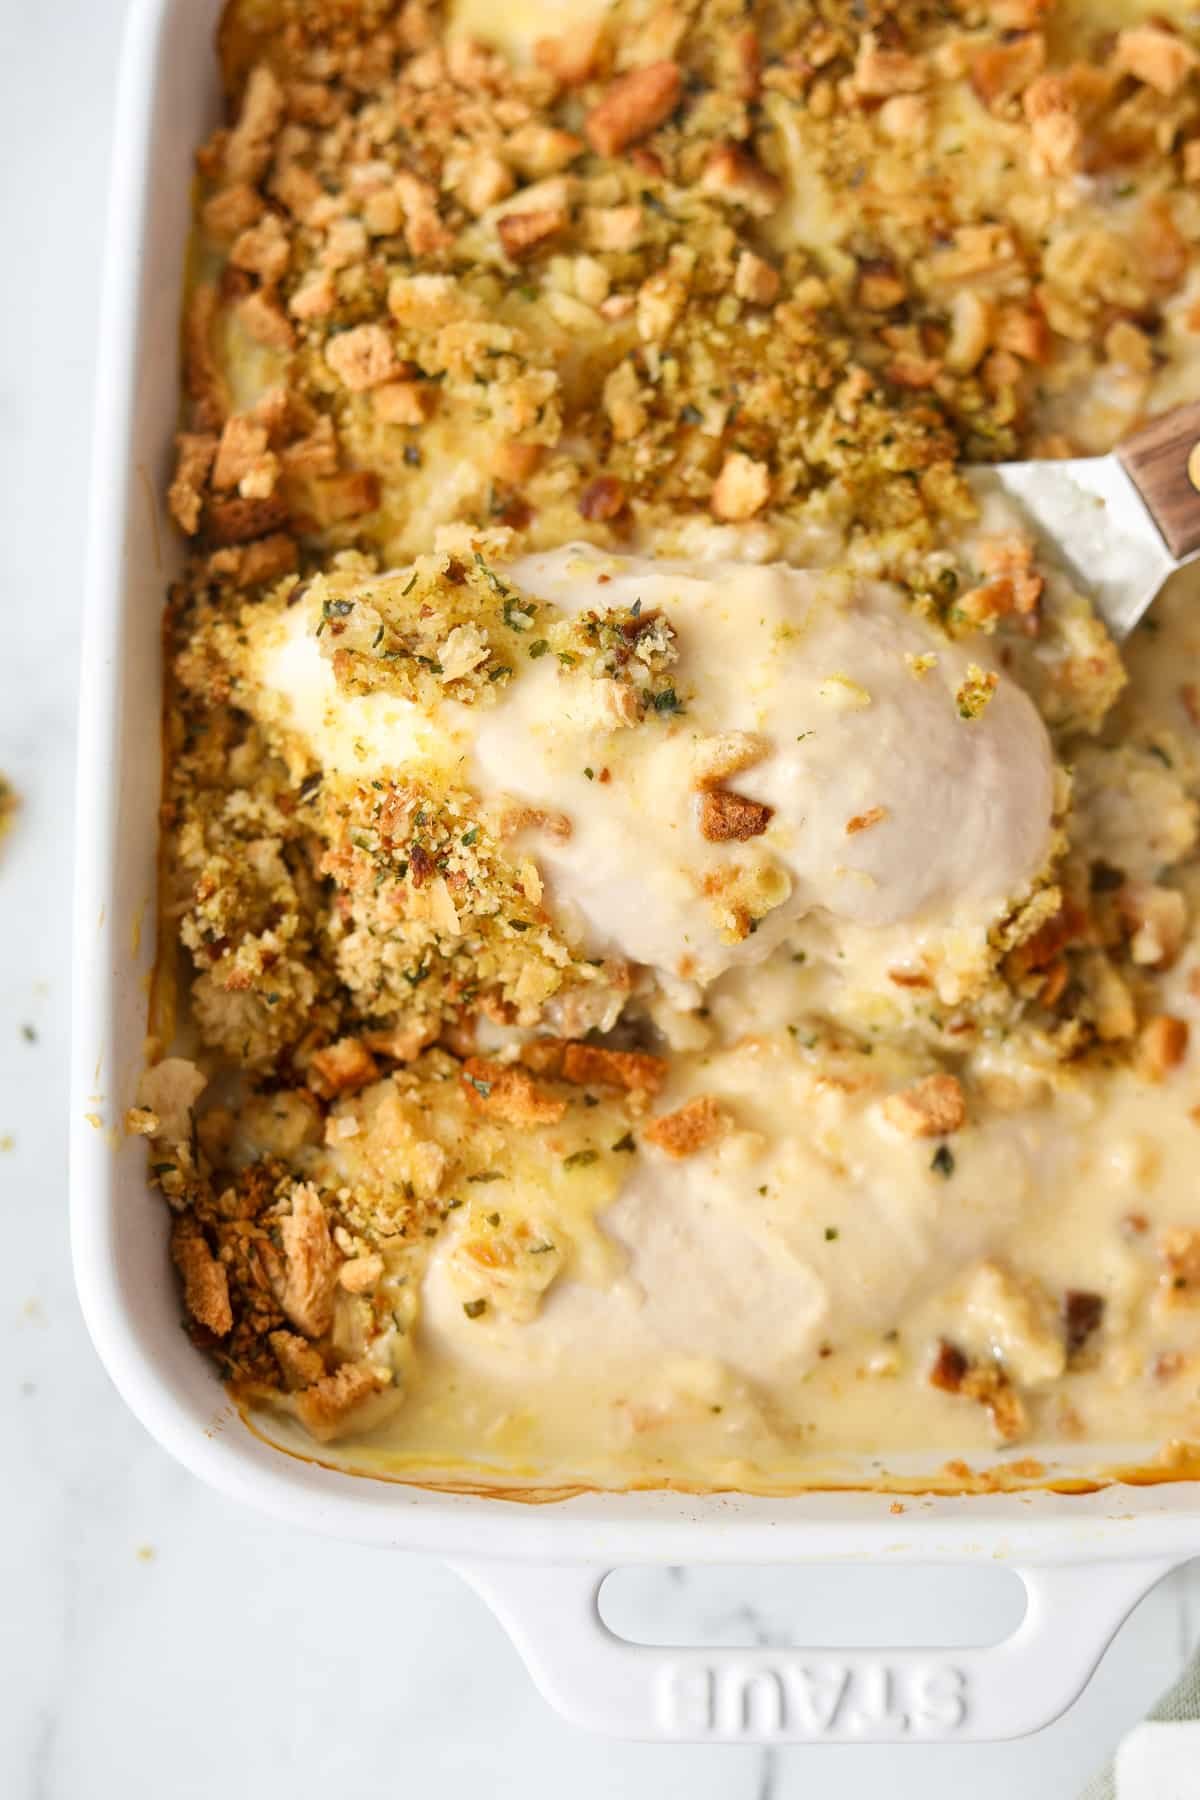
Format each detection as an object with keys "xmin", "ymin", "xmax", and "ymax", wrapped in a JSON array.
[{"xmin": 70, "ymin": 0, "xmax": 1200, "ymax": 1745}]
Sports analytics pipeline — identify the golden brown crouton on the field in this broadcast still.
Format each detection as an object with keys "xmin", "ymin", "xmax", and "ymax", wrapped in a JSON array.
[
  {"xmin": 1161, "ymin": 1227, "xmax": 1200, "ymax": 1303},
  {"xmin": 372, "ymin": 380, "xmax": 436, "ymax": 425},
  {"xmin": 221, "ymin": 533, "xmax": 298, "ymax": 587},
  {"xmin": 561, "ymin": 1043, "xmax": 667, "ymax": 1096},
  {"xmin": 338, "ymin": 1253, "xmax": 384, "ymax": 1294},
  {"xmin": 325, "ymin": 323, "xmax": 401, "ymax": 391},
  {"xmin": 692, "ymin": 732, "xmax": 769, "ymax": 790},
  {"xmin": 733, "ymin": 251, "xmax": 780, "ymax": 306},
  {"xmin": 462, "ymin": 1057, "xmax": 567, "ymax": 1126},
  {"xmin": 206, "ymin": 492, "xmax": 291, "ymax": 545},
  {"xmin": 929, "ymin": 1339, "xmax": 968, "ymax": 1392},
  {"xmin": 536, "ymin": 18, "xmax": 608, "ymax": 88},
  {"xmin": 698, "ymin": 789, "xmax": 774, "ymax": 842},
  {"xmin": 279, "ymin": 1183, "xmax": 341, "ymax": 1338},
  {"xmin": 307, "ymin": 1036, "xmax": 379, "ymax": 1099},
  {"xmin": 700, "ymin": 143, "xmax": 782, "ymax": 215},
  {"xmin": 505, "ymin": 123, "xmax": 584, "ymax": 179},
  {"xmin": 1063, "ymin": 1291, "xmax": 1105, "ymax": 1359},
  {"xmin": 585, "ymin": 61, "xmax": 681, "ymax": 157},
  {"xmin": 455, "ymin": 149, "xmax": 515, "ymax": 216},
  {"xmin": 289, "ymin": 268, "xmax": 337, "ymax": 321},
  {"xmin": 643, "ymin": 1095, "xmax": 728, "ymax": 1159},
  {"xmin": 184, "ymin": 284, "xmax": 228, "ymax": 430},
  {"xmin": 230, "ymin": 213, "xmax": 291, "ymax": 283},
  {"xmin": 1118, "ymin": 884, "xmax": 1187, "ymax": 969},
  {"xmin": 987, "ymin": 0, "xmax": 1049, "ymax": 23},
  {"xmin": 854, "ymin": 33, "xmax": 926, "ymax": 97},
  {"xmin": 1022, "ymin": 75, "xmax": 1083, "ymax": 177},
  {"xmin": 856, "ymin": 260, "xmax": 906, "ymax": 312},
  {"xmin": 212, "ymin": 414, "xmax": 273, "ymax": 492},
  {"xmin": 962, "ymin": 1261, "xmax": 1065, "ymax": 1387},
  {"xmin": 168, "ymin": 432, "xmax": 218, "ymax": 534},
  {"xmin": 497, "ymin": 206, "xmax": 570, "ymax": 261},
  {"xmin": 236, "ymin": 289, "xmax": 295, "ymax": 351},
  {"xmin": 492, "ymin": 440, "xmax": 544, "ymax": 484},
  {"xmin": 961, "ymin": 1362, "xmax": 1027, "ymax": 1443},
  {"xmin": 944, "ymin": 291, "xmax": 993, "ymax": 375},
  {"xmin": 295, "ymin": 1361, "xmax": 392, "ymax": 1441},
  {"xmin": 280, "ymin": 415, "xmax": 339, "ymax": 479},
  {"xmin": 310, "ymin": 470, "xmax": 381, "ymax": 525},
  {"xmin": 970, "ymin": 33, "xmax": 1046, "ymax": 111},
  {"xmin": 201, "ymin": 182, "xmax": 264, "ymax": 243},
  {"xmin": 877, "ymin": 93, "xmax": 930, "ymax": 140},
  {"xmin": 1114, "ymin": 24, "xmax": 1198, "ymax": 96},
  {"xmin": 172, "ymin": 1220, "xmax": 233, "ymax": 1336},
  {"xmin": 1136, "ymin": 1015, "xmax": 1189, "ymax": 1082},
  {"xmin": 882, "ymin": 1073, "xmax": 966, "ymax": 1137},
  {"xmin": 710, "ymin": 451, "xmax": 770, "ymax": 521},
  {"xmin": 224, "ymin": 64, "xmax": 284, "ymax": 185},
  {"xmin": 269, "ymin": 1328, "xmax": 326, "ymax": 1391},
  {"xmin": 585, "ymin": 204, "xmax": 644, "ymax": 252},
  {"xmin": 578, "ymin": 475, "xmax": 627, "ymax": 521}
]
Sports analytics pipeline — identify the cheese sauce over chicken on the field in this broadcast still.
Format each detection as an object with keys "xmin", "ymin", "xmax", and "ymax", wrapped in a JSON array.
[{"xmin": 140, "ymin": 0, "xmax": 1200, "ymax": 1490}]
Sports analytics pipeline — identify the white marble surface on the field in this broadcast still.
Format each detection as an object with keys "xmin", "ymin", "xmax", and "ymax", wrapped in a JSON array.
[{"xmin": 2, "ymin": 5, "xmax": 1199, "ymax": 1796}]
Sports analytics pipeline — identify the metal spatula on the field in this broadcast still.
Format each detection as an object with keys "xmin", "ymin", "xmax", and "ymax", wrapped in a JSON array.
[{"xmin": 966, "ymin": 398, "xmax": 1200, "ymax": 639}]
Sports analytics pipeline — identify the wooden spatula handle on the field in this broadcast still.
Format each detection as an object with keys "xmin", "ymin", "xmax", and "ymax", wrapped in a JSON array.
[{"xmin": 1118, "ymin": 399, "xmax": 1200, "ymax": 561}]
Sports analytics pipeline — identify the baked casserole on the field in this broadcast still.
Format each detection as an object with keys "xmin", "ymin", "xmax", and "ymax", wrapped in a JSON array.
[{"xmin": 134, "ymin": 0, "xmax": 1200, "ymax": 1492}]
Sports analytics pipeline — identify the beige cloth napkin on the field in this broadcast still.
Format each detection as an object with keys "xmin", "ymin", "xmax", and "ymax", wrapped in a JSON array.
[{"xmin": 1082, "ymin": 1655, "xmax": 1200, "ymax": 1798}]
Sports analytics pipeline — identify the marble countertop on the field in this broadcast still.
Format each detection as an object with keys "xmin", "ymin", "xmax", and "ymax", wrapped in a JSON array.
[{"xmin": 2, "ymin": 5, "xmax": 1197, "ymax": 1795}]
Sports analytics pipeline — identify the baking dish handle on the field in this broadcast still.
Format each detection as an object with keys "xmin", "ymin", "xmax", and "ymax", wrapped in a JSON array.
[{"xmin": 452, "ymin": 1556, "xmax": 1174, "ymax": 1743}]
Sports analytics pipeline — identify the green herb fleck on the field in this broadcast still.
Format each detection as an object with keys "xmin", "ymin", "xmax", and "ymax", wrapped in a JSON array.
[
  {"xmin": 931, "ymin": 1144, "xmax": 955, "ymax": 1178},
  {"xmin": 564, "ymin": 1148, "xmax": 599, "ymax": 1170},
  {"xmin": 463, "ymin": 1298, "xmax": 488, "ymax": 1319},
  {"xmin": 475, "ymin": 552, "xmax": 506, "ymax": 595}
]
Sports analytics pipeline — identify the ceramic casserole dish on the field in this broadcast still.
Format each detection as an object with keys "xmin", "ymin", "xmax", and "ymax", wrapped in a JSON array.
[{"xmin": 70, "ymin": 0, "xmax": 1200, "ymax": 1745}]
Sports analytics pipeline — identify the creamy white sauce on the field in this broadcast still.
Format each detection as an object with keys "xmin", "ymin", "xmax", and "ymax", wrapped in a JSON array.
[
  {"xmin": 251, "ymin": 547, "xmax": 1055, "ymax": 998},
  {"xmin": 420, "ymin": 1035, "xmax": 1035, "ymax": 1395}
]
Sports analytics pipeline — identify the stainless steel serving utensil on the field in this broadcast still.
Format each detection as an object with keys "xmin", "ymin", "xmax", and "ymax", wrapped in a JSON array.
[{"xmin": 967, "ymin": 398, "xmax": 1200, "ymax": 639}]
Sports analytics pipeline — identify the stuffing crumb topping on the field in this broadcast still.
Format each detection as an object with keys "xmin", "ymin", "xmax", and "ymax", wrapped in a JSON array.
[{"xmin": 145, "ymin": 0, "xmax": 1200, "ymax": 1473}]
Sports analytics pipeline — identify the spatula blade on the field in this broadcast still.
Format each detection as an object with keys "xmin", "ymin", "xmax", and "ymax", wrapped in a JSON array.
[{"xmin": 966, "ymin": 456, "xmax": 1176, "ymax": 640}]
